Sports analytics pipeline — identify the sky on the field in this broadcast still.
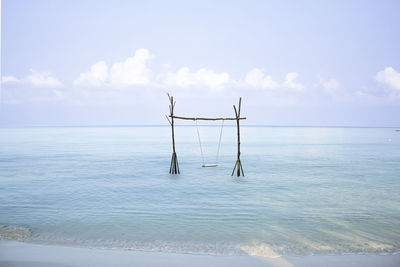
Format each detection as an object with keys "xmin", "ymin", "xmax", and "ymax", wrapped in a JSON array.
[{"xmin": 1, "ymin": 0, "xmax": 400, "ymax": 126}]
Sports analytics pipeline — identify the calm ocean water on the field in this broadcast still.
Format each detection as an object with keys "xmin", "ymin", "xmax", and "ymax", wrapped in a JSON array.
[{"xmin": 0, "ymin": 126, "xmax": 399, "ymax": 256}]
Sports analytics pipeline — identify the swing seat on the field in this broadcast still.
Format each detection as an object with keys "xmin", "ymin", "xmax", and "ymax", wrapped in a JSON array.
[{"xmin": 202, "ymin": 164, "xmax": 218, "ymax": 167}]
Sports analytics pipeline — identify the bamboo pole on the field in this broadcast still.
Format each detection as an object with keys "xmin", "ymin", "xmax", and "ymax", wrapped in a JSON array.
[
  {"xmin": 232, "ymin": 97, "xmax": 244, "ymax": 177},
  {"xmin": 169, "ymin": 115, "xmax": 246, "ymax": 121},
  {"xmin": 167, "ymin": 93, "xmax": 179, "ymax": 174}
]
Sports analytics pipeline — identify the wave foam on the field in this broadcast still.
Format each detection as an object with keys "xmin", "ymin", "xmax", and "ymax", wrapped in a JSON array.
[{"xmin": 0, "ymin": 225, "xmax": 32, "ymax": 242}]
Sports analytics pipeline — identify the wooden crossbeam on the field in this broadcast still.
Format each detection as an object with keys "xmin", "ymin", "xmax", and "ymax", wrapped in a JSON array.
[{"xmin": 169, "ymin": 115, "xmax": 246, "ymax": 121}]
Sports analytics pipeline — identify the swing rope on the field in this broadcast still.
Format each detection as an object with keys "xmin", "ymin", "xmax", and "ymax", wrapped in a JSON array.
[
  {"xmin": 195, "ymin": 119, "xmax": 205, "ymax": 165},
  {"xmin": 195, "ymin": 119, "xmax": 225, "ymax": 167},
  {"xmin": 216, "ymin": 119, "xmax": 224, "ymax": 164}
]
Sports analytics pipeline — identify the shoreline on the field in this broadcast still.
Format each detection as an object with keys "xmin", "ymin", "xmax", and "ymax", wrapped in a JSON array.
[
  {"xmin": 1, "ymin": 241, "xmax": 399, "ymax": 267},
  {"xmin": 1, "ymin": 225, "xmax": 398, "ymax": 257}
]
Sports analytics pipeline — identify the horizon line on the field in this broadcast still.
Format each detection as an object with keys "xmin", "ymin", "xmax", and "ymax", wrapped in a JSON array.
[{"xmin": 1, "ymin": 124, "xmax": 399, "ymax": 129}]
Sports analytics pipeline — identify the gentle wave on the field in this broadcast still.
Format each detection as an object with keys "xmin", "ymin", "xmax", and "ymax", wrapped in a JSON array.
[
  {"xmin": 0, "ymin": 225, "xmax": 33, "ymax": 242},
  {"xmin": 1, "ymin": 225, "xmax": 399, "ymax": 257}
]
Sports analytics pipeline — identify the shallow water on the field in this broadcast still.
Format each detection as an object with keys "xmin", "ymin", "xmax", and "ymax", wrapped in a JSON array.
[{"xmin": 0, "ymin": 126, "xmax": 399, "ymax": 256}]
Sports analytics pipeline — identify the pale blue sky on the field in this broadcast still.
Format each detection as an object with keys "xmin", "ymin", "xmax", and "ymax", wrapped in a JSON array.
[{"xmin": 1, "ymin": 0, "xmax": 400, "ymax": 126}]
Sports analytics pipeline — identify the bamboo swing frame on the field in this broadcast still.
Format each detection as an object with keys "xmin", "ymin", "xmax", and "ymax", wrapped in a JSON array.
[{"xmin": 166, "ymin": 94, "xmax": 246, "ymax": 176}]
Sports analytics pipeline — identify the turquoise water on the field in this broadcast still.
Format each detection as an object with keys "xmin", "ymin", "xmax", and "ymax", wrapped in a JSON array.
[{"xmin": 0, "ymin": 126, "xmax": 399, "ymax": 256}]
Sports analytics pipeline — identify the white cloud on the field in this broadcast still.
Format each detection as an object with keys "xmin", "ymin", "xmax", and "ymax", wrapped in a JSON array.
[
  {"xmin": 375, "ymin": 67, "xmax": 400, "ymax": 91},
  {"xmin": 73, "ymin": 49, "xmax": 153, "ymax": 88},
  {"xmin": 162, "ymin": 67, "xmax": 305, "ymax": 92},
  {"xmin": 73, "ymin": 61, "xmax": 108, "ymax": 87},
  {"xmin": 26, "ymin": 70, "xmax": 63, "ymax": 88},
  {"xmin": 244, "ymin": 68, "xmax": 278, "ymax": 89},
  {"xmin": 163, "ymin": 67, "xmax": 196, "ymax": 87},
  {"xmin": 110, "ymin": 48, "xmax": 152, "ymax": 87},
  {"xmin": 163, "ymin": 67, "xmax": 232, "ymax": 89},
  {"xmin": 72, "ymin": 49, "xmax": 309, "ymax": 93},
  {"xmin": 5, "ymin": 49, "xmax": 304, "ymax": 99},
  {"xmin": 282, "ymin": 72, "xmax": 304, "ymax": 90},
  {"xmin": 1, "ymin": 75, "xmax": 20, "ymax": 84},
  {"xmin": 242, "ymin": 69, "xmax": 307, "ymax": 91},
  {"xmin": 1, "ymin": 70, "xmax": 63, "ymax": 88}
]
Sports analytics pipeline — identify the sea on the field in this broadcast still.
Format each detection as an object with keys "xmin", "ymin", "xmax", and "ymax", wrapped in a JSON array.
[{"xmin": 0, "ymin": 125, "xmax": 399, "ymax": 257}]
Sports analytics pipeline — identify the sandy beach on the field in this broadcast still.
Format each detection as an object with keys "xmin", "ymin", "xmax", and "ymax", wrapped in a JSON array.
[{"xmin": 0, "ymin": 241, "xmax": 399, "ymax": 267}]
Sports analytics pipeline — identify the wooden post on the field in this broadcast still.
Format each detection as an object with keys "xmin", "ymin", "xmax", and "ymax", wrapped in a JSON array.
[
  {"xmin": 232, "ymin": 97, "xmax": 244, "ymax": 176},
  {"xmin": 167, "ymin": 94, "xmax": 180, "ymax": 174}
]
